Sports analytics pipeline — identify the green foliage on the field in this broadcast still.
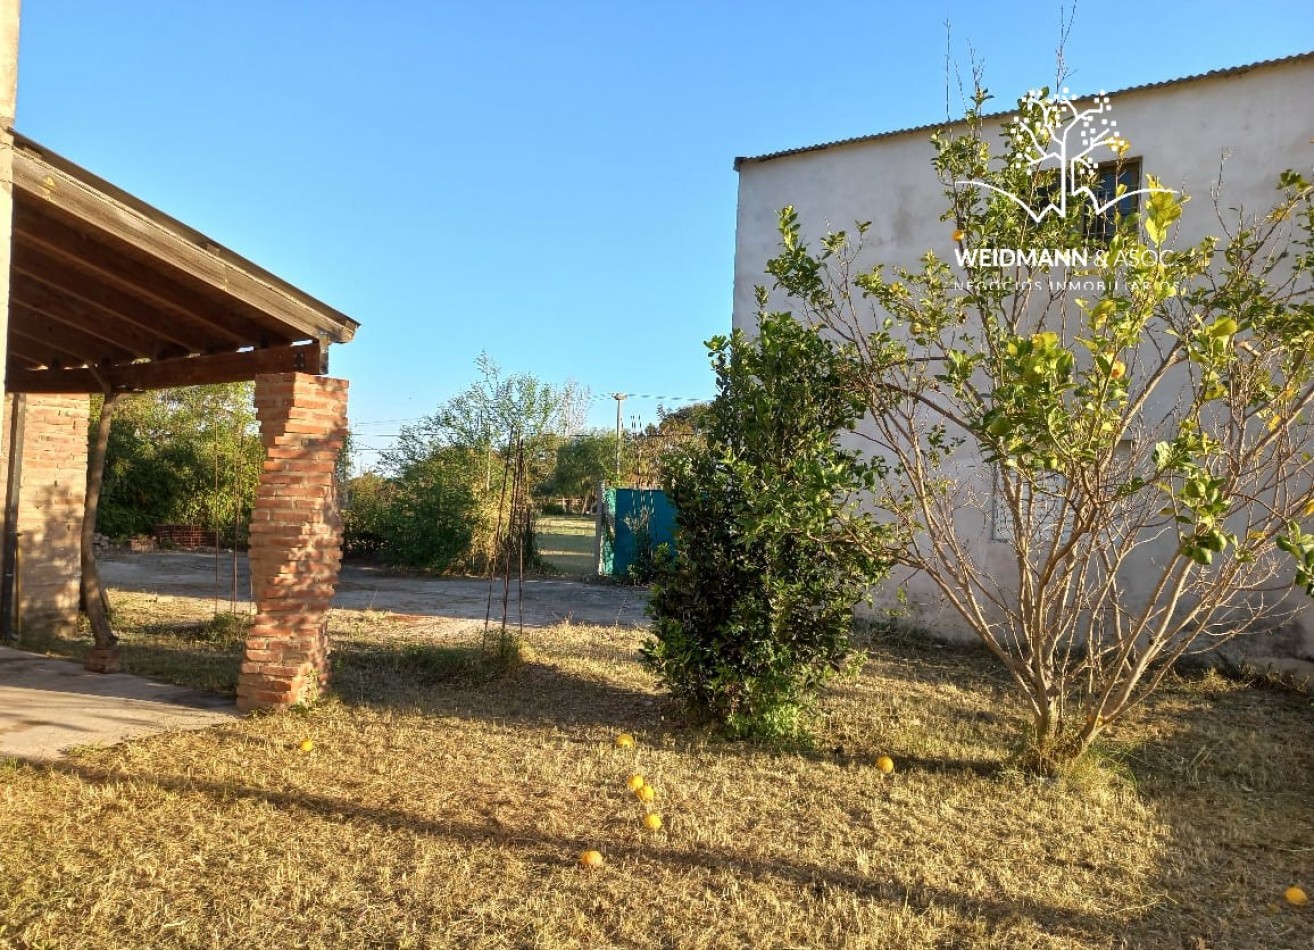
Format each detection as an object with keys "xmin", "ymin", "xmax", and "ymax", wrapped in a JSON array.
[
  {"xmin": 385, "ymin": 352, "xmax": 587, "ymax": 491},
  {"xmin": 642, "ymin": 310, "xmax": 898, "ymax": 741},
  {"xmin": 376, "ymin": 447, "xmax": 494, "ymax": 572},
  {"xmin": 763, "ymin": 81, "xmax": 1314, "ymax": 772},
  {"xmin": 547, "ymin": 431, "xmax": 617, "ymax": 507},
  {"xmin": 623, "ymin": 403, "xmax": 712, "ymax": 488},
  {"xmin": 546, "ymin": 406, "xmax": 711, "ymax": 502},
  {"xmin": 342, "ymin": 472, "xmax": 393, "ymax": 558},
  {"xmin": 366, "ymin": 353, "xmax": 586, "ymax": 571},
  {"xmin": 96, "ymin": 384, "xmax": 260, "ymax": 542},
  {"xmin": 623, "ymin": 499, "xmax": 666, "ymax": 585}
]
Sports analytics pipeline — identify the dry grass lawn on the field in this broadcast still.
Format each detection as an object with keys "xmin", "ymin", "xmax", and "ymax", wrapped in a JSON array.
[{"xmin": 2, "ymin": 591, "xmax": 1312, "ymax": 948}]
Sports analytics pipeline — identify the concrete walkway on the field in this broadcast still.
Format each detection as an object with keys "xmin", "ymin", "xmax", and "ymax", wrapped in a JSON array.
[{"xmin": 0, "ymin": 646, "xmax": 237, "ymax": 761}]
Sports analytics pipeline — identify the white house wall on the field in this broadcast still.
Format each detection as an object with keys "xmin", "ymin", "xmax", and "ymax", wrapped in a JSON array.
[{"xmin": 732, "ymin": 56, "xmax": 1314, "ymax": 655}]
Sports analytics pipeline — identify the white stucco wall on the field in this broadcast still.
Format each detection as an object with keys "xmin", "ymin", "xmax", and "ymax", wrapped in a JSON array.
[{"xmin": 731, "ymin": 55, "xmax": 1314, "ymax": 653}]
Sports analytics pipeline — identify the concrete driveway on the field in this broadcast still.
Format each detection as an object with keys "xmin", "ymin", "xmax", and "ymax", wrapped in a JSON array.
[
  {"xmin": 0, "ymin": 646, "xmax": 236, "ymax": 762},
  {"xmin": 100, "ymin": 550, "xmax": 651, "ymax": 628}
]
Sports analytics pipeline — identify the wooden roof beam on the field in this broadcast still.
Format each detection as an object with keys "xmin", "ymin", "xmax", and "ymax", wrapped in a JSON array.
[
  {"xmin": 7, "ymin": 340, "xmax": 327, "ymax": 394},
  {"xmin": 13, "ymin": 210, "xmax": 264, "ymax": 350},
  {"xmin": 9, "ymin": 270, "xmax": 189, "ymax": 358},
  {"xmin": 10, "ymin": 307, "xmax": 136, "ymax": 366},
  {"xmin": 6, "ymin": 333, "xmax": 85, "ymax": 372}
]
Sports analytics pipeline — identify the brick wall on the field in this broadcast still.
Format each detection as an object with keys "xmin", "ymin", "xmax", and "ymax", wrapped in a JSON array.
[
  {"xmin": 238, "ymin": 373, "xmax": 348, "ymax": 711},
  {"xmin": 8, "ymin": 394, "xmax": 89, "ymax": 637}
]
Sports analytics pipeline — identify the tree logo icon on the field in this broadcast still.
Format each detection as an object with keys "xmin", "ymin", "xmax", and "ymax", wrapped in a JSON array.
[{"xmin": 955, "ymin": 89, "xmax": 1175, "ymax": 223}]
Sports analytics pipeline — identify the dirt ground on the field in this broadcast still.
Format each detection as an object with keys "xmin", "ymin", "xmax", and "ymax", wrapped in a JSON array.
[{"xmin": 100, "ymin": 550, "xmax": 650, "ymax": 629}]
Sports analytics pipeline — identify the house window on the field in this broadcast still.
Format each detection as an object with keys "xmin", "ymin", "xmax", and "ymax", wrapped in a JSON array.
[{"xmin": 1089, "ymin": 158, "xmax": 1142, "ymax": 241}]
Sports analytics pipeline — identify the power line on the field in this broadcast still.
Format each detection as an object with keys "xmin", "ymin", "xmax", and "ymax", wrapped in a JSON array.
[{"xmin": 586, "ymin": 392, "xmax": 708, "ymax": 404}]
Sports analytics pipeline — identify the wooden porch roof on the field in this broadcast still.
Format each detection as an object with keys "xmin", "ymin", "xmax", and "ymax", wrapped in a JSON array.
[{"xmin": 4, "ymin": 133, "xmax": 359, "ymax": 394}]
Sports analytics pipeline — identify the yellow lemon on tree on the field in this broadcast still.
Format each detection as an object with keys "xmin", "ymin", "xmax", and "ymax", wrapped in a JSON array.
[
  {"xmin": 636, "ymin": 784, "xmax": 656, "ymax": 803},
  {"xmin": 1109, "ymin": 359, "xmax": 1126, "ymax": 380},
  {"xmin": 952, "ymin": 228, "xmax": 966, "ymax": 242},
  {"xmin": 644, "ymin": 813, "xmax": 663, "ymax": 831},
  {"xmin": 614, "ymin": 733, "xmax": 635, "ymax": 748},
  {"xmin": 875, "ymin": 755, "xmax": 895, "ymax": 774},
  {"xmin": 578, "ymin": 849, "xmax": 604, "ymax": 869},
  {"xmin": 298, "ymin": 739, "xmax": 314, "ymax": 753},
  {"xmin": 1285, "ymin": 885, "xmax": 1308, "ymax": 906},
  {"xmin": 626, "ymin": 774, "xmax": 646, "ymax": 792}
]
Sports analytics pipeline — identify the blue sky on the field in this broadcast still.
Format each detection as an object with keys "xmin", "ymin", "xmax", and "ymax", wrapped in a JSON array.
[{"xmin": 16, "ymin": 2, "xmax": 1314, "ymax": 469}]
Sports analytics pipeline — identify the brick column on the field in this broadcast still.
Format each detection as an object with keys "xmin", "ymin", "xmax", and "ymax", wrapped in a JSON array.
[
  {"xmin": 11, "ymin": 395, "xmax": 89, "ymax": 639},
  {"xmin": 237, "ymin": 373, "xmax": 348, "ymax": 712}
]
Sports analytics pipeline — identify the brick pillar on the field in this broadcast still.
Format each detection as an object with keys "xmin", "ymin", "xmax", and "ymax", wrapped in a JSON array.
[
  {"xmin": 12, "ymin": 395, "xmax": 89, "ymax": 639},
  {"xmin": 237, "ymin": 373, "xmax": 348, "ymax": 712}
]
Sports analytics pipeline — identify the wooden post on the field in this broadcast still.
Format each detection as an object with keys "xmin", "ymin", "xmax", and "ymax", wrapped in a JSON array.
[{"xmin": 0, "ymin": 1, "xmax": 20, "ymax": 598}]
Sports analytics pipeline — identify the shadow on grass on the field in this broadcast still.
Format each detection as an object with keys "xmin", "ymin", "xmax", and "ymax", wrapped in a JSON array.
[
  {"xmin": 11, "ymin": 621, "xmax": 660, "ymax": 733},
  {"xmin": 1106, "ymin": 673, "xmax": 1314, "ymax": 947},
  {"xmin": 39, "ymin": 756, "xmax": 1124, "ymax": 945},
  {"xmin": 853, "ymin": 623, "xmax": 1017, "ymax": 690},
  {"xmin": 331, "ymin": 642, "xmax": 661, "ymax": 732}
]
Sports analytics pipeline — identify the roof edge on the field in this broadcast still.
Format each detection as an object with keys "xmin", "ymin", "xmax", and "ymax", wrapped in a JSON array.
[
  {"xmin": 11, "ymin": 131, "xmax": 359, "ymax": 341},
  {"xmin": 733, "ymin": 49, "xmax": 1314, "ymax": 171}
]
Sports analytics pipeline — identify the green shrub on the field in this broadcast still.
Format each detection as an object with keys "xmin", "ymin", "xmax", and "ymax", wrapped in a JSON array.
[
  {"xmin": 372, "ymin": 447, "xmax": 541, "ymax": 575},
  {"xmin": 96, "ymin": 384, "xmax": 260, "ymax": 542},
  {"xmin": 379, "ymin": 447, "xmax": 488, "ymax": 572},
  {"xmin": 342, "ymin": 472, "xmax": 393, "ymax": 558},
  {"xmin": 641, "ymin": 308, "xmax": 899, "ymax": 741}
]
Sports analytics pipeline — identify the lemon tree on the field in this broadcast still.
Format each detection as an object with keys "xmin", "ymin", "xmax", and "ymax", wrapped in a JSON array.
[{"xmin": 764, "ymin": 83, "xmax": 1314, "ymax": 773}]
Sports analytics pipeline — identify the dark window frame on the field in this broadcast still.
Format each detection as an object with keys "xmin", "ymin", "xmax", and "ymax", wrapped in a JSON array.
[{"xmin": 1088, "ymin": 157, "xmax": 1142, "ymax": 241}]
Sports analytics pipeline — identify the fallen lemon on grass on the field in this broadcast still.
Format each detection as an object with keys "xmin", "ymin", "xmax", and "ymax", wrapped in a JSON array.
[
  {"xmin": 298, "ymin": 739, "xmax": 315, "ymax": 753},
  {"xmin": 644, "ymin": 813, "xmax": 663, "ymax": 831},
  {"xmin": 1286, "ymin": 885, "xmax": 1308, "ymax": 906},
  {"xmin": 636, "ymin": 784, "xmax": 656, "ymax": 803},
  {"xmin": 626, "ymin": 774, "xmax": 646, "ymax": 792},
  {"xmin": 578, "ymin": 850, "xmax": 605, "ymax": 869},
  {"xmin": 614, "ymin": 733, "xmax": 635, "ymax": 748},
  {"xmin": 875, "ymin": 755, "xmax": 895, "ymax": 774}
]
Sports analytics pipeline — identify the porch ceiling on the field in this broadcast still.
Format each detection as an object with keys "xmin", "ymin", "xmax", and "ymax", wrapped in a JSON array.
[{"xmin": 4, "ymin": 133, "xmax": 359, "ymax": 394}]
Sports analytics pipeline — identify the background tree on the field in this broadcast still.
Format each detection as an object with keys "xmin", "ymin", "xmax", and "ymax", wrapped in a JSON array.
[
  {"xmin": 642, "ymin": 309, "xmax": 897, "ymax": 741},
  {"xmin": 547, "ymin": 431, "xmax": 617, "ymax": 509},
  {"xmin": 765, "ymin": 83, "xmax": 1314, "ymax": 773},
  {"xmin": 369, "ymin": 354, "xmax": 586, "ymax": 570},
  {"xmin": 341, "ymin": 471, "xmax": 393, "ymax": 558},
  {"xmin": 377, "ymin": 447, "xmax": 490, "ymax": 572},
  {"xmin": 97, "ymin": 383, "xmax": 261, "ymax": 542},
  {"xmin": 622, "ymin": 403, "xmax": 711, "ymax": 488},
  {"xmin": 387, "ymin": 352, "xmax": 587, "ymax": 491}
]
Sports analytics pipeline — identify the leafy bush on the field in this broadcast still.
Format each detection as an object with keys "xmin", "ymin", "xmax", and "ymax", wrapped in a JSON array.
[
  {"xmin": 378, "ymin": 447, "xmax": 490, "ymax": 572},
  {"xmin": 342, "ymin": 472, "xmax": 393, "ymax": 558},
  {"xmin": 642, "ymin": 309, "xmax": 897, "ymax": 740},
  {"xmin": 369, "ymin": 446, "xmax": 540, "ymax": 575},
  {"xmin": 97, "ymin": 384, "xmax": 261, "ymax": 543}
]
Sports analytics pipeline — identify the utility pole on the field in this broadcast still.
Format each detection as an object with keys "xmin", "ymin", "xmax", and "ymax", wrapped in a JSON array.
[{"xmin": 612, "ymin": 393, "xmax": 626, "ymax": 480}]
